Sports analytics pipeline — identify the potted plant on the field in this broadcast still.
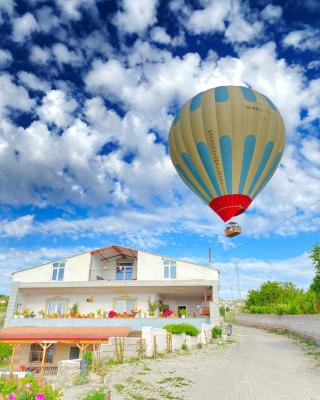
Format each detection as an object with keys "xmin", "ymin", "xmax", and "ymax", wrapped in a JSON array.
[
  {"xmin": 14, "ymin": 311, "xmax": 20, "ymax": 319},
  {"xmin": 108, "ymin": 310, "xmax": 117, "ymax": 318},
  {"xmin": 163, "ymin": 309, "xmax": 173, "ymax": 318},
  {"xmin": 103, "ymin": 310, "xmax": 108, "ymax": 318},
  {"xmin": 38, "ymin": 310, "xmax": 45, "ymax": 319},
  {"xmin": 70, "ymin": 303, "xmax": 79, "ymax": 318},
  {"xmin": 23, "ymin": 309, "xmax": 30, "ymax": 318},
  {"xmin": 97, "ymin": 309, "xmax": 102, "ymax": 318},
  {"xmin": 148, "ymin": 299, "xmax": 159, "ymax": 317},
  {"xmin": 180, "ymin": 309, "xmax": 187, "ymax": 319}
]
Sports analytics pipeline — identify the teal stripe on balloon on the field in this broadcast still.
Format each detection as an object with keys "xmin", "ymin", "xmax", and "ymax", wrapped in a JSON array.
[
  {"xmin": 176, "ymin": 164, "xmax": 208, "ymax": 203},
  {"xmin": 197, "ymin": 142, "xmax": 221, "ymax": 196},
  {"xmin": 248, "ymin": 141, "xmax": 274, "ymax": 196},
  {"xmin": 215, "ymin": 86, "xmax": 229, "ymax": 102},
  {"xmin": 253, "ymin": 153, "xmax": 282, "ymax": 198},
  {"xmin": 220, "ymin": 135, "xmax": 232, "ymax": 194},
  {"xmin": 240, "ymin": 86, "xmax": 257, "ymax": 102},
  {"xmin": 189, "ymin": 92, "xmax": 203, "ymax": 112},
  {"xmin": 238, "ymin": 135, "xmax": 256, "ymax": 193},
  {"xmin": 181, "ymin": 153, "xmax": 213, "ymax": 199}
]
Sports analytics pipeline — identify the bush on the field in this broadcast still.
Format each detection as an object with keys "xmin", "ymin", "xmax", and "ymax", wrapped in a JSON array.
[
  {"xmin": 82, "ymin": 350, "xmax": 92, "ymax": 367},
  {"xmin": 219, "ymin": 306, "xmax": 226, "ymax": 317},
  {"xmin": 0, "ymin": 374, "xmax": 63, "ymax": 399},
  {"xmin": 211, "ymin": 326, "xmax": 222, "ymax": 339},
  {"xmin": 73, "ymin": 372, "xmax": 89, "ymax": 385},
  {"xmin": 82, "ymin": 389, "xmax": 106, "ymax": 400},
  {"xmin": 163, "ymin": 323, "xmax": 200, "ymax": 337},
  {"xmin": 0, "ymin": 343, "xmax": 12, "ymax": 360}
]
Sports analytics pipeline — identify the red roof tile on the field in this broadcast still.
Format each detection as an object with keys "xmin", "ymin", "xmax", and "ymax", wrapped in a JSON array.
[{"xmin": 0, "ymin": 326, "xmax": 131, "ymax": 342}]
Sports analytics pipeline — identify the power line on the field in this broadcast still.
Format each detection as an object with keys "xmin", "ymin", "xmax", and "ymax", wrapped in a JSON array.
[{"xmin": 223, "ymin": 198, "xmax": 320, "ymax": 257}]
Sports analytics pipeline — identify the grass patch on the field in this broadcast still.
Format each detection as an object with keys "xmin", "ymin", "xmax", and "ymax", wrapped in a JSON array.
[
  {"xmin": 113, "ymin": 383, "xmax": 125, "ymax": 393},
  {"xmin": 157, "ymin": 376, "xmax": 191, "ymax": 388}
]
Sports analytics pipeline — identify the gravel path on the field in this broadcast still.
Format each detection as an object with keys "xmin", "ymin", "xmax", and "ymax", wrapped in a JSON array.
[{"xmin": 63, "ymin": 325, "xmax": 320, "ymax": 400}]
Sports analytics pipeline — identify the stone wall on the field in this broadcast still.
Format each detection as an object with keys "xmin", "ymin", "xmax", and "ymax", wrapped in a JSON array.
[{"xmin": 236, "ymin": 313, "xmax": 320, "ymax": 344}]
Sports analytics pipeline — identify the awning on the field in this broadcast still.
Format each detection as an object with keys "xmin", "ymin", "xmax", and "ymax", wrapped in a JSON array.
[
  {"xmin": 91, "ymin": 245, "xmax": 137, "ymax": 259},
  {"xmin": 0, "ymin": 326, "xmax": 131, "ymax": 343}
]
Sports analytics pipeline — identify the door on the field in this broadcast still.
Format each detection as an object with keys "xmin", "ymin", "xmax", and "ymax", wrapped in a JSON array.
[{"xmin": 69, "ymin": 346, "xmax": 80, "ymax": 360}]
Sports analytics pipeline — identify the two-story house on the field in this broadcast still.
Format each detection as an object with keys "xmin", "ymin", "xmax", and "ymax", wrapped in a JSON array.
[{"xmin": 1, "ymin": 245, "xmax": 219, "ymax": 374}]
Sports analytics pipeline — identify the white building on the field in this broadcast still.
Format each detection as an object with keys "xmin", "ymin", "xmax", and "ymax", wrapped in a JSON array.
[{"xmin": 1, "ymin": 245, "xmax": 219, "ymax": 373}]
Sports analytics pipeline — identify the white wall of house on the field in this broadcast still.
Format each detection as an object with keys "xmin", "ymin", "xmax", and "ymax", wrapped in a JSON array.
[
  {"xmin": 13, "ymin": 252, "xmax": 91, "ymax": 283},
  {"xmin": 22, "ymin": 291, "xmax": 159, "ymax": 315},
  {"xmin": 137, "ymin": 251, "xmax": 218, "ymax": 281}
]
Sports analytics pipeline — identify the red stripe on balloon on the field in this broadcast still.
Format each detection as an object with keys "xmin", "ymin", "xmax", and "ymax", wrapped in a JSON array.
[{"xmin": 209, "ymin": 194, "xmax": 252, "ymax": 222}]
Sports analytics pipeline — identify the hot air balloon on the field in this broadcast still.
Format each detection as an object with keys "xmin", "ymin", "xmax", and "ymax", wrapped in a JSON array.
[{"xmin": 169, "ymin": 85, "xmax": 285, "ymax": 237}]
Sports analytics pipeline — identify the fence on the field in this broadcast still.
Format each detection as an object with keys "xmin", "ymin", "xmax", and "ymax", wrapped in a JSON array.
[
  {"xmin": 97, "ymin": 324, "xmax": 212, "ymax": 361},
  {"xmin": 236, "ymin": 313, "xmax": 320, "ymax": 344}
]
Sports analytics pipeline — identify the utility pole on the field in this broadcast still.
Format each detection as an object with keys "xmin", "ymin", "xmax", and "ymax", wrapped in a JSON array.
[{"xmin": 230, "ymin": 284, "xmax": 234, "ymax": 300}]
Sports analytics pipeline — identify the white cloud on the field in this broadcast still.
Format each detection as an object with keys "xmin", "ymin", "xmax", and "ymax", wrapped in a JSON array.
[
  {"xmin": 1, "ymin": 215, "xmax": 34, "ymax": 238},
  {"xmin": 0, "ymin": 73, "xmax": 34, "ymax": 113},
  {"xmin": 150, "ymin": 27, "xmax": 171, "ymax": 44},
  {"xmin": 30, "ymin": 45, "xmax": 51, "ymax": 64},
  {"xmin": 283, "ymin": 27, "xmax": 320, "ymax": 51},
  {"xmin": 55, "ymin": 0, "xmax": 97, "ymax": 20},
  {"xmin": 261, "ymin": 4, "xmax": 282, "ymax": 23},
  {"xmin": 52, "ymin": 43, "xmax": 82, "ymax": 66},
  {"xmin": 187, "ymin": 0, "xmax": 230, "ymax": 34},
  {"xmin": 114, "ymin": 0, "xmax": 159, "ymax": 34},
  {"xmin": 12, "ymin": 12, "xmax": 38, "ymax": 43},
  {"xmin": 17, "ymin": 71, "xmax": 50, "ymax": 92},
  {"xmin": 0, "ymin": 49, "xmax": 12, "ymax": 66},
  {"xmin": 0, "ymin": 0, "xmax": 14, "ymax": 16},
  {"xmin": 38, "ymin": 90, "xmax": 78, "ymax": 128}
]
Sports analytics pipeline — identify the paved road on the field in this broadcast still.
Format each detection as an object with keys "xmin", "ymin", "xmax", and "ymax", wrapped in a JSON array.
[
  {"xmin": 64, "ymin": 326, "xmax": 320, "ymax": 400},
  {"xmin": 185, "ymin": 325, "xmax": 320, "ymax": 400}
]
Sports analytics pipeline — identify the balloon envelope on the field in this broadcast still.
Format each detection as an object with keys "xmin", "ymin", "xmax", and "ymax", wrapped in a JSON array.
[{"xmin": 169, "ymin": 85, "xmax": 286, "ymax": 222}]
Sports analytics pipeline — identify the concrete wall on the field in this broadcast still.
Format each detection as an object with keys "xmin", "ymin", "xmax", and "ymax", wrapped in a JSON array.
[
  {"xmin": 7, "ymin": 317, "xmax": 210, "ymax": 331},
  {"xmin": 137, "ymin": 251, "xmax": 218, "ymax": 282},
  {"xmin": 13, "ymin": 252, "xmax": 91, "ymax": 283},
  {"xmin": 236, "ymin": 313, "xmax": 320, "ymax": 344}
]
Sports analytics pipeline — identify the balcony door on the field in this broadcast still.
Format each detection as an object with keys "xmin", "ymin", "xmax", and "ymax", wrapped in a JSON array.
[
  {"xmin": 114, "ymin": 298, "xmax": 136, "ymax": 313},
  {"xmin": 116, "ymin": 263, "xmax": 133, "ymax": 280}
]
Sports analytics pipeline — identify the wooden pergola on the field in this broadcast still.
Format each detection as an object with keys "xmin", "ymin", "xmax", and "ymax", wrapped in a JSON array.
[{"xmin": 0, "ymin": 326, "xmax": 131, "ymax": 379}]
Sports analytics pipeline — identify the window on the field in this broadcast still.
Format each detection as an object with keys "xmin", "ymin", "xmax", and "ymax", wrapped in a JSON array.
[
  {"xmin": 116, "ymin": 263, "xmax": 133, "ymax": 280},
  {"xmin": 30, "ymin": 344, "xmax": 55, "ymax": 363},
  {"xmin": 47, "ymin": 299, "xmax": 68, "ymax": 315},
  {"xmin": 163, "ymin": 259, "xmax": 176, "ymax": 279},
  {"xmin": 69, "ymin": 346, "xmax": 80, "ymax": 360},
  {"xmin": 114, "ymin": 298, "xmax": 136, "ymax": 313},
  {"xmin": 51, "ymin": 262, "xmax": 65, "ymax": 281}
]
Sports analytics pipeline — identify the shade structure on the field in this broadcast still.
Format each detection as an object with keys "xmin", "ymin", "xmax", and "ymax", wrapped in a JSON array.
[
  {"xmin": 0, "ymin": 326, "xmax": 131, "ymax": 342},
  {"xmin": 169, "ymin": 85, "xmax": 286, "ymax": 222}
]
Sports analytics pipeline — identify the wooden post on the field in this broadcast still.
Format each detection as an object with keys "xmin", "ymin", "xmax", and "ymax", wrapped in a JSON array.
[
  {"xmin": 9, "ymin": 344, "xmax": 21, "ymax": 374},
  {"xmin": 92, "ymin": 343, "xmax": 96, "ymax": 373},
  {"xmin": 39, "ymin": 343, "xmax": 52, "ymax": 380},
  {"xmin": 153, "ymin": 336, "xmax": 157, "ymax": 359},
  {"xmin": 76, "ymin": 343, "xmax": 90, "ymax": 358},
  {"xmin": 106, "ymin": 389, "xmax": 112, "ymax": 400}
]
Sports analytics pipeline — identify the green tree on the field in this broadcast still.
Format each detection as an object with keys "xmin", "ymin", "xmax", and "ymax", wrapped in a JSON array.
[
  {"xmin": 310, "ymin": 244, "xmax": 320, "ymax": 294},
  {"xmin": 0, "ymin": 343, "xmax": 12, "ymax": 360}
]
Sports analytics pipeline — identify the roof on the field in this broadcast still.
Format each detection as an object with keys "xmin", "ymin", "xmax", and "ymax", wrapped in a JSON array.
[
  {"xmin": 91, "ymin": 245, "xmax": 137, "ymax": 259},
  {"xmin": 0, "ymin": 326, "xmax": 131, "ymax": 342}
]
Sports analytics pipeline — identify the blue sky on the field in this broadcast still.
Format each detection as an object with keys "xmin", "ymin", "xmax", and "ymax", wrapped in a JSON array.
[{"xmin": 0, "ymin": 0, "xmax": 319, "ymax": 298}]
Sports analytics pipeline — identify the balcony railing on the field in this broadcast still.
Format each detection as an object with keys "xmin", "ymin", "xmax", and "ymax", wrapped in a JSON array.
[{"xmin": 19, "ymin": 363, "xmax": 58, "ymax": 376}]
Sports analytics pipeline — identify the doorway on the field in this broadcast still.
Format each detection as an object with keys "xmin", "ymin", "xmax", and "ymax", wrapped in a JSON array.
[{"xmin": 69, "ymin": 346, "xmax": 80, "ymax": 360}]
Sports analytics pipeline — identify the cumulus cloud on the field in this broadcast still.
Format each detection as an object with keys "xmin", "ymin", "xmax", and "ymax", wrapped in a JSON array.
[
  {"xmin": 29, "ymin": 45, "xmax": 51, "ymax": 64},
  {"xmin": 261, "ymin": 4, "xmax": 282, "ymax": 23},
  {"xmin": 52, "ymin": 43, "xmax": 83, "ymax": 66},
  {"xmin": 55, "ymin": 0, "xmax": 98, "ymax": 20},
  {"xmin": 38, "ymin": 90, "xmax": 78, "ymax": 128},
  {"xmin": 17, "ymin": 71, "xmax": 50, "ymax": 92},
  {"xmin": 0, "ymin": 73, "xmax": 34, "ymax": 113},
  {"xmin": 0, "ymin": 49, "xmax": 12, "ymax": 66},
  {"xmin": 12, "ymin": 12, "xmax": 38, "ymax": 43},
  {"xmin": 283, "ymin": 27, "xmax": 320, "ymax": 51},
  {"xmin": 114, "ymin": 0, "xmax": 159, "ymax": 34}
]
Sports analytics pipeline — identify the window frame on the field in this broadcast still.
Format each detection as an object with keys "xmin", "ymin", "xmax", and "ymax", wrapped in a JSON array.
[
  {"xmin": 113, "ymin": 297, "xmax": 137, "ymax": 313},
  {"xmin": 162, "ymin": 258, "xmax": 177, "ymax": 279},
  {"xmin": 29, "ymin": 344, "xmax": 55, "ymax": 363},
  {"xmin": 51, "ymin": 261, "xmax": 65, "ymax": 282},
  {"xmin": 46, "ymin": 297, "xmax": 69, "ymax": 315}
]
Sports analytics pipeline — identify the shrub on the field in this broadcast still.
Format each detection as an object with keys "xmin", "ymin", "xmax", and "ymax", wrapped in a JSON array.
[
  {"xmin": 163, "ymin": 323, "xmax": 200, "ymax": 337},
  {"xmin": 82, "ymin": 389, "xmax": 106, "ymax": 400},
  {"xmin": 0, "ymin": 374, "xmax": 62, "ymax": 399},
  {"xmin": 73, "ymin": 372, "xmax": 89, "ymax": 385},
  {"xmin": 108, "ymin": 310, "xmax": 117, "ymax": 318},
  {"xmin": 219, "ymin": 306, "xmax": 226, "ymax": 317},
  {"xmin": 163, "ymin": 309, "xmax": 173, "ymax": 317},
  {"xmin": 181, "ymin": 341, "xmax": 188, "ymax": 351},
  {"xmin": 82, "ymin": 350, "xmax": 92, "ymax": 368},
  {"xmin": 211, "ymin": 326, "xmax": 222, "ymax": 339},
  {"xmin": 0, "ymin": 343, "xmax": 12, "ymax": 360}
]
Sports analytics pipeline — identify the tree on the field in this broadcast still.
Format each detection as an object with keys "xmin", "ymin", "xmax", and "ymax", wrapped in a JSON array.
[{"xmin": 310, "ymin": 244, "xmax": 320, "ymax": 294}]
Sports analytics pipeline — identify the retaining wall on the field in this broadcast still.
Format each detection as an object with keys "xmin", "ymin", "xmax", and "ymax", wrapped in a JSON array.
[{"xmin": 236, "ymin": 313, "xmax": 320, "ymax": 344}]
